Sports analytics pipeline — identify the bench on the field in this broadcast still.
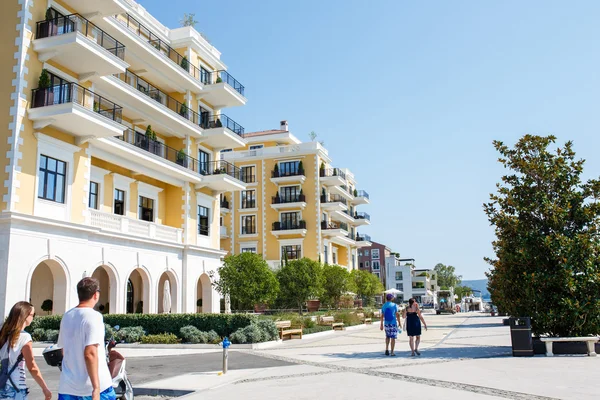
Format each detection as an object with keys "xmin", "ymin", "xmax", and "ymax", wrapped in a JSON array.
[
  {"xmin": 275, "ymin": 320, "xmax": 303, "ymax": 340},
  {"xmin": 320, "ymin": 316, "xmax": 345, "ymax": 330},
  {"xmin": 373, "ymin": 310, "xmax": 381, "ymax": 319},
  {"xmin": 540, "ymin": 336, "xmax": 599, "ymax": 357},
  {"xmin": 357, "ymin": 313, "xmax": 372, "ymax": 324}
]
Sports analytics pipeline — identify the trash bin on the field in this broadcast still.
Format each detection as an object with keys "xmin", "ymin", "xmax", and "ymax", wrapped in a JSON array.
[{"xmin": 509, "ymin": 317, "xmax": 533, "ymax": 357}]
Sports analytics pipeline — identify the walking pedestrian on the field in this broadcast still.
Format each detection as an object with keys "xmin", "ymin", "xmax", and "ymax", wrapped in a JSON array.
[
  {"xmin": 379, "ymin": 293, "xmax": 400, "ymax": 356},
  {"xmin": 403, "ymin": 298, "xmax": 427, "ymax": 356},
  {"xmin": 57, "ymin": 277, "xmax": 115, "ymax": 400},
  {"xmin": 0, "ymin": 301, "xmax": 52, "ymax": 400}
]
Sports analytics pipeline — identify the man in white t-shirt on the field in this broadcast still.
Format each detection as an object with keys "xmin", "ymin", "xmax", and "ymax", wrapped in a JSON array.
[{"xmin": 57, "ymin": 277, "xmax": 115, "ymax": 400}]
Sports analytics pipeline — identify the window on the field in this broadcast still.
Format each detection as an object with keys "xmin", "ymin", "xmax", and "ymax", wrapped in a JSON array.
[
  {"xmin": 241, "ymin": 247, "xmax": 256, "ymax": 253},
  {"xmin": 282, "ymin": 245, "xmax": 301, "ymax": 260},
  {"xmin": 333, "ymin": 252, "xmax": 337, "ymax": 264},
  {"xmin": 89, "ymin": 181, "xmax": 99, "ymax": 209},
  {"xmin": 373, "ymin": 272, "xmax": 380, "ymax": 279},
  {"xmin": 352, "ymin": 255, "xmax": 356, "ymax": 269},
  {"xmin": 396, "ymin": 283, "xmax": 404, "ymax": 291},
  {"xmin": 278, "ymin": 161, "xmax": 301, "ymax": 177},
  {"xmin": 241, "ymin": 215, "xmax": 256, "ymax": 235},
  {"xmin": 372, "ymin": 261, "xmax": 380, "ymax": 270},
  {"xmin": 241, "ymin": 166, "xmax": 255, "ymax": 183},
  {"xmin": 280, "ymin": 212, "xmax": 301, "ymax": 229},
  {"xmin": 358, "ymin": 251, "xmax": 363, "ymax": 257},
  {"xmin": 249, "ymin": 144, "xmax": 263, "ymax": 150},
  {"xmin": 395, "ymin": 271, "xmax": 403, "ymax": 280},
  {"xmin": 220, "ymin": 216, "xmax": 223, "ymax": 226},
  {"xmin": 38, "ymin": 155, "xmax": 66, "ymax": 203},
  {"xmin": 364, "ymin": 250, "xmax": 370, "ymax": 257},
  {"xmin": 198, "ymin": 206, "xmax": 209, "ymax": 235},
  {"xmin": 280, "ymin": 186, "xmax": 301, "ymax": 202},
  {"xmin": 114, "ymin": 189, "xmax": 125, "ymax": 215},
  {"xmin": 372, "ymin": 249, "xmax": 380, "ymax": 260},
  {"xmin": 365, "ymin": 261, "xmax": 370, "ymax": 268},
  {"xmin": 324, "ymin": 245, "xmax": 328, "ymax": 264},
  {"xmin": 198, "ymin": 149, "xmax": 210, "ymax": 173},
  {"xmin": 241, "ymin": 190, "xmax": 256, "ymax": 209},
  {"xmin": 139, "ymin": 196, "xmax": 154, "ymax": 222}
]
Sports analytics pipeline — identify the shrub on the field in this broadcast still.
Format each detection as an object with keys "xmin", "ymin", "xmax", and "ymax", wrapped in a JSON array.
[
  {"xmin": 255, "ymin": 320, "xmax": 278, "ymax": 341},
  {"xmin": 229, "ymin": 329, "xmax": 246, "ymax": 344},
  {"xmin": 105, "ymin": 324, "xmax": 115, "ymax": 340},
  {"xmin": 180, "ymin": 326, "xmax": 207, "ymax": 344},
  {"xmin": 140, "ymin": 333, "xmax": 178, "ymax": 344},
  {"xmin": 330, "ymin": 311, "xmax": 361, "ymax": 327},
  {"xmin": 45, "ymin": 329, "xmax": 59, "ymax": 342},
  {"xmin": 115, "ymin": 326, "xmax": 145, "ymax": 343},
  {"xmin": 206, "ymin": 330, "xmax": 220, "ymax": 344},
  {"xmin": 32, "ymin": 328, "xmax": 46, "ymax": 342}
]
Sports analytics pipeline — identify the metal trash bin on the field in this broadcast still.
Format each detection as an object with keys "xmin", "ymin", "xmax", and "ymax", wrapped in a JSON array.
[{"xmin": 509, "ymin": 317, "xmax": 533, "ymax": 357}]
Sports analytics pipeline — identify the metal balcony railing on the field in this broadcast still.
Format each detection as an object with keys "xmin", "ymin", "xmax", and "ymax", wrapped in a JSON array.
[
  {"xmin": 272, "ymin": 220, "xmax": 307, "ymax": 231},
  {"xmin": 272, "ymin": 168, "xmax": 305, "ymax": 178},
  {"xmin": 240, "ymin": 172, "xmax": 255, "ymax": 183},
  {"xmin": 321, "ymin": 221, "xmax": 349, "ymax": 231},
  {"xmin": 320, "ymin": 194, "xmax": 347, "ymax": 205},
  {"xmin": 355, "ymin": 190, "xmax": 370, "ymax": 199},
  {"xmin": 356, "ymin": 233, "xmax": 372, "ymax": 242},
  {"xmin": 272, "ymin": 194, "xmax": 306, "ymax": 204},
  {"xmin": 200, "ymin": 114, "xmax": 244, "ymax": 137},
  {"xmin": 241, "ymin": 200, "xmax": 256, "ymax": 209},
  {"xmin": 36, "ymin": 13, "xmax": 125, "ymax": 59},
  {"xmin": 31, "ymin": 82, "xmax": 123, "ymax": 123},
  {"xmin": 206, "ymin": 70, "xmax": 245, "ymax": 96},
  {"xmin": 220, "ymin": 200, "xmax": 230, "ymax": 209},
  {"xmin": 319, "ymin": 167, "xmax": 346, "ymax": 179},
  {"xmin": 354, "ymin": 212, "xmax": 371, "ymax": 221}
]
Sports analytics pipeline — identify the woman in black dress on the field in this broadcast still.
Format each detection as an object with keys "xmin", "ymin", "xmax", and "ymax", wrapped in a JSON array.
[{"xmin": 402, "ymin": 298, "xmax": 428, "ymax": 356}]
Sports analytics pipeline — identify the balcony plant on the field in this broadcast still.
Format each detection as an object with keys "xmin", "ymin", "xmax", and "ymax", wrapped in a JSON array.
[
  {"xmin": 319, "ymin": 162, "xmax": 325, "ymax": 177},
  {"xmin": 298, "ymin": 161, "xmax": 304, "ymax": 175},
  {"xmin": 333, "ymin": 168, "xmax": 338, "ymax": 176},
  {"xmin": 274, "ymin": 191, "xmax": 280, "ymax": 204},
  {"xmin": 176, "ymin": 149, "xmax": 188, "ymax": 167},
  {"xmin": 216, "ymin": 76, "xmax": 223, "ymax": 83},
  {"xmin": 215, "ymin": 118, "xmax": 223, "ymax": 128},
  {"xmin": 34, "ymin": 69, "xmax": 53, "ymax": 107},
  {"xmin": 273, "ymin": 163, "xmax": 279, "ymax": 178},
  {"xmin": 179, "ymin": 103, "xmax": 189, "ymax": 119},
  {"xmin": 180, "ymin": 56, "xmax": 190, "ymax": 72},
  {"xmin": 141, "ymin": 125, "xmax": 154, "ymax": 151},
  {"xmin": 353, "ymin": 188, "xmax": 358, "ymax": 197},
  {"xmin": 38, "ymin": 8, "xmax": 58, "ymax": 38}
]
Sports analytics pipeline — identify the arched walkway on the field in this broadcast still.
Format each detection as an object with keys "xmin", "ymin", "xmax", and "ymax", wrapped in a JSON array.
[
  {"xmin": 28, "ymin": 259, "xmax": 68, "ymax": 315},
  {"xmin": 196, "ymin": 273, "xmax": 213, "ymax": 313},
  {"xmin": 91, "ymin": 265, "xmax": 118, "ymax": 314},
  {"xmin": 125, "ymin": 268, "xmax": 150, "ymax": 314},
  {"xmin": 157, "ymin": 271, "xmax": 178, "ymax": 314}
]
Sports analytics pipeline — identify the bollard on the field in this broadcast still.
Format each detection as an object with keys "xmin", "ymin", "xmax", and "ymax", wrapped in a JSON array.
[{"xmin": 222, "ymin": 337, "xmax": 231, "ymax": 374}]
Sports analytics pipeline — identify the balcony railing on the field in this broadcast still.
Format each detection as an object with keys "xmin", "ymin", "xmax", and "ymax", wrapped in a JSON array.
[
  {"xmin": 115, "ymin": 70, "xmax": 202, "ymax": 126},
  {"xmin": 210, "ymin": 70, "xmax": 245, "ymax": 96},
  {"xmin": 272, "ymin": 220, "xmax": 307, "ymax": 231},
  {"xmin": 241, "ymin": 200, "xmax": 256, "ymax": 209},
  {"xmin": 272, "ymin": 194, "xmax": 306, "ymax": 204},
  {"xmin": 240, "ymin": 173, "xmax": 255, "ymax": 183},
  {"xmin": 355, "ymin": 190, "xmax": 370, "ymax": 199},
  {"xmin": 356, "ymin": 233, "xmax": 372, "ymax": 242},
  {"xmin": 272, "ymin": 168, "xmax": 305, "ymax": 178},
  {"xmin": 36, "ymin": 13, "xmax": 125, "ymax": 59},
  {"xmin": 201, "ymin": 114, "xmax": 244, "ymax": 137},
  {"xmin": 320, "ymin": 167, "xmax": 346, "ymax": 179},
  {"xmin": 221, "ymin": 200, "xmax": 230, "ymax": 209},
  {"xmin": 321, "ymin": 221, "xmax": 349, "ymax": 231},
  {"xmin": 320, "ymin": 194, "xmax": 347, "ymax": 205},
  {"xmin": 354, "ymin": 212, "xmax": 371, "ymax": 221},
  {"xmin": 90, "ymin": 209, "xmax": 182, "ymax": 243},
  {"xmin": 31, "ymin": 82, "xmax": 123, "ymax": 123},
  {"xmin": 116, "ymin": 13, "xmax": 203, "ymax": 82}
]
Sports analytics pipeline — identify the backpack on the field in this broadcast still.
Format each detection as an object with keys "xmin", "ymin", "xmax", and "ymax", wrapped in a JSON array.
[{"xmin": 0, "ymin": 342, "xmax": 24, "ymax": 390}]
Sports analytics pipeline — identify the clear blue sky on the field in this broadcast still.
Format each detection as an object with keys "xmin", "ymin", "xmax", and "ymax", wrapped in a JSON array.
[{"xmin": 139, "ymin": 0, "xmax": 600, "ymax": 279}]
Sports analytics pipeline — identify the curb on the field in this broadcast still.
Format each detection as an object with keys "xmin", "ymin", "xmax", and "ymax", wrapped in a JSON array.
[{"xmin": 134, "ymin": 387, "xmax": 194, "ymax": 397}]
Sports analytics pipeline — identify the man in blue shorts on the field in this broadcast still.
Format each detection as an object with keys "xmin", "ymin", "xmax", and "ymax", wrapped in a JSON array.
[{"xmin": 380, "ymin": 293, "xmax": 400, "ymax": 356}]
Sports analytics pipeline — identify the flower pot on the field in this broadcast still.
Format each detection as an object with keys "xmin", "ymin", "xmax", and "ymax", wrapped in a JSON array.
[
  {"xmin": 254, "ymin": 303, "xmax": 267, "ymax": 314},
  {"xmin": 307, "ymin": 300, "xmax": 320, "ymax": 312},
  {"xmin": 354, "ymin": 299, "xmax": 363, "ymax": 308}
]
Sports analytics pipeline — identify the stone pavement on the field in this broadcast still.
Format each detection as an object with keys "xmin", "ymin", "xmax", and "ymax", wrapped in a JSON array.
[{"xmin": 143, "ymin": 313, "xmax": 598, "ymax": 400}]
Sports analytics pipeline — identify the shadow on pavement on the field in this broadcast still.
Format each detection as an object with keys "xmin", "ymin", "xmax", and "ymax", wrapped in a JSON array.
[{"xmin": 321, "ymin": 345, "xmax": 512, "ymax": 361}]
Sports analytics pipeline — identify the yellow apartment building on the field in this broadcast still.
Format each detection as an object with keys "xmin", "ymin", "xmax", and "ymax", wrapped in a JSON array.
[
  {"xmin": 219, "ymin": 121, "xmax": 372, "ymax": 269},
  {"xmin": 0, "ymin": 0, "xmax": 249, "ymax": 319}
]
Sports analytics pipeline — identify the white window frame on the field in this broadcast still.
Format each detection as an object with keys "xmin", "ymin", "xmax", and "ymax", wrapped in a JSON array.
[
  {"xmin": 371, "ymin": 248, "xmax": 380, "ymax": 260},
  {"xmin": 239, "ymin": 214, "xmax": 258, "ymax": 237},
  {"xmin": 112, "ymin": 174, "xmax": 135, "ymax": 216},
  {"xmin": 240, "ymin": 241, "xmax": 258, "ymax": 254},
  {"xmin": 365, "ymin": 261, "xmax": 370, "ymax": 268},
  {"xmin": 90, "ymin": 166, "xmax": 110, "ymax": 211},
  {"xmin": 240, "ymin": 164, "xmax": 258, "ymax": 186},
  {"xmin": 279, "ymin": 238, "xmax": 303, "ymax": 260},
  {"xmin": 137, "ymin": 181, "xmax": 163, "ymax": 222},
  {"xmin": 249, "ymin": 144, "xmax": 264, "ymax": 150},
  {"xmin": 372, "ymin": 261, "xmax": 380, "ymax": 270},
  {"xmin": 196, "ymin": 192, "xmax": 215, "ymax": 246}
]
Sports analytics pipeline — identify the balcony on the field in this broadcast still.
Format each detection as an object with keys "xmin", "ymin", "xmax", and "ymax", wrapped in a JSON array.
[
  {"xmin": 270, "ymin": 167, "xmax": 306, "ymax": 185},
  {"xmin": 199, "ymin": 70, "xmax": 247, "ymax": 108},
  {"xmin": 330, "ymin": 184, "xmax": 354, "ymax": 201},
  {"xmin": 28, "ymin": 82, "xmax": 125, "ymax": 140},
  {"xmin": 271, "ymin": 194, "xmax": 307, "ymax": 210},
  {"xmin": 220, "ymin": 200, "xmax": 230, "ymax": 213},
  {"xmin": 320, "ymin": 194, "xmax": 348, "ymax": 212},
  {"xmin": 103, "ymin": 13, "xmax": 204, "ymax": 93},
  {"xmin": 223, "ymin": 141, "xmax": 328, "ymax": 161},
  {"xmin": 93, "ymin": 70, "xmax": 203, "ymax": 138},
  {"xmin": 194, "ymin": 160, "xmax": 246, "ymax": 192},
  {"xmin": 240, "ymin": 200, "xmax": 257, "ymax": 210},
  {"xmin": 331, "ymin": 209, "xmax": 355, "ymax": 225},
  {"xmin": 220, "ymin": 225, "xmax": 229, "ymax": 239},
  {"xmin": 89, "ymin": 209, "xmax": 182, "ymax": 243},
  {"xmin": 271, "ymin": 220, "xmax": 307, "ymax": 237},
  {"xmin": 240, "ymin": 171, "xmax": 256, "ymax": 184},
  {"xmin": 199, "ymin": 114, "xmax": 246, "ymax": 149},
  {"xmin": 33, "ymin": 14, "xmax": 128, "ymax": 77},
  {"xmin": 355, "ymin": 233, "xmax": 372, "ymax": 247},
  {"xmin": 352, "ymin": 190, "xmax": 370, "ymax": 205},
  {"xmin": 320, "ymin": 168, "xmax": 346, "ymax": 187},
  {"xmin": 322, "ymin": 221, "xmax": 354, "ymax": 246},
  {"xmin": 352, "ymin": 212, "xmax": 371, "ymax": 226}
]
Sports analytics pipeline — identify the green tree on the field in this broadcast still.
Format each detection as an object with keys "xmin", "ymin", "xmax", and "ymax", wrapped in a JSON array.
[
  {"xmin": 180, "ymin": 13, "xmax": 198, "ymax": 27},
  {"xmin": 212, "ymin": 253, "xmax": 279, "ymax": 311},
  {"xmin": 484, "ymin": 135, "xmax": 600, "ymax": 336},
  {"xmin": 433, "ymin": 263, "xmax": 462, "ymax": 289},
  {"xmin": 454, "ymin": 285, "xmax": 473, "ymax": 302},
  {"xmin": 321, "ymin": 264, "xmax": 350, "ymax": 308},
  {"xmin": 277, "ymin": 258, "xmax": 323, "ymax": 312},
  {"xmin": 349, "ymin": 269, "xmax": 384, "ymax": 306}
]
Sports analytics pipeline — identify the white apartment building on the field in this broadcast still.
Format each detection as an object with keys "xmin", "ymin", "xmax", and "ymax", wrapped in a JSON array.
[{"xmin": 385, "ymin": 256, "xmax": 438, "ymax": 307}]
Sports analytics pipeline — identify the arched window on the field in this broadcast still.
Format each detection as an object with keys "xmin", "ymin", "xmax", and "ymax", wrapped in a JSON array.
[{"xmin": 126, "ymin": 279, "xmax": 134, "ymax": 314}]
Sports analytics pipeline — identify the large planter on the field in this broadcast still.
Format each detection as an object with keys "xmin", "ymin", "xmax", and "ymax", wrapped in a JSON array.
[
  {"xmin": 354, "ymin": 299, "xmax": 363, "ymax": 309},
  {"xmin": 253, "ymin": 303, "xmax": 267, "ymax": 314},
  {"xmin": 532, "ymin": 337, "xmax": 600, "ymax": 355},
  {"xmin": 306, "ymin": 300, "xmax": 320, "ymax": 312}
]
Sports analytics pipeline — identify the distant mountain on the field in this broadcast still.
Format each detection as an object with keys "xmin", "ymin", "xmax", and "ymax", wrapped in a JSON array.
[{"xmin": 462, "ymin": 279, "xmax": 490, "ymax": 300}]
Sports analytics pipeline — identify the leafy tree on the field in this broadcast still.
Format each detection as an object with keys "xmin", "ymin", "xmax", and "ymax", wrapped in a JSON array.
[
  {"xmin": 484, "ymin": 135, "xmax": 600, "ymax": 336},
  {"xmin": 180, "ymin": 13, "xmax": 198, "ymax": 27},
  {"xmin": 349, "ymin": 269, "xmax": 383, "ymax": 306},
  {"xmin": 454, "ymin": 285, "xmax": 473, "ymax": 302},
  {"xmin": 277, "ymin": 258, "xmax": 323, "ymax": 312},
  {"xmin": 212, "ymin": 253, "xmax": 279, "ymax": 311},
  {"xmin": 321, "ymin": 264, "xmax": 350, "ymax": 308},
  {"xmin": 41, "ymin": 299, "xmax": 53, "ymax": 315},
  {"xmin": 433, "ymin": 263, "xmax": 462, "ymax": 289}
]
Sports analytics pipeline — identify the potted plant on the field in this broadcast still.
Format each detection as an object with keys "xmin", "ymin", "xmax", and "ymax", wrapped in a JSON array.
[
  {"xmin": 177, "ymin": 149, "xmax": 188, "ymax": 167},
  {"xmin": 38, "ymin": 8, "xmax": 58, "ymax": 38},
  {"xmin": 135, "ymin": 301, "xmax": 143, "ymax": 314},
  {"xmin": 306, "ymin": 299, "xmax": 320, "ymax": 312},
  {"xmin": 216, "ymin": 76, "xmax": 223, "ymax": 83},
  {"xmin": 333, "ymin": 168, "xmax": 338, "ymax": 176},
  {"xmin": 215, "ymin": 118, "xmax": 223, "ymax": 128},
  {"xmin": 353, "ymin": 188, "xmax": 358, "ymax": 197},
  {"xmin": 196, "ymin": 298, "xmax": 202, "ymax": 313},
  {"xmin": 179, "ymin": 103, "xmax": 189, "ymax": 119},
  {"xmin": 141, "ymin": 125, "xmax": 153, "ymax": 150},
  {"xmin": 319, "ymin": 162, "xmax": 325, "ymax": 177},
  {"xmin": 273, "ymin": 163, "xmax": 279, "ymax": 178},
  {"xmin": 180, "ymin": 56, "xmax": 189, "ymax": 72},
  {"xmin": 41, "ymin": 299, "xmax": 53, "ymax": 315},
  {"xmin": 299, "ymin": 188, "xmax": 304, "ymax": 202},
  {"xmin": 274, "ymin": 191, "xmax": 280, "ymax": 204},
  {"xmin": 34, "ymin": 69, "xmax": 52, "ymax": 107},
  {"xmin": 298, "ymin": 160, "xmax": 304, "ymax": 175},
  {"xmin": 253, "ymin": 303, "xmax": 267, "ymax": 314},
  {"xmin": 321, "ymin": 187, "xmax": 326, "ymax": 203},
  {"xmin": 93, "ymin": 101, "xmax": 99, "ymax": 112}
]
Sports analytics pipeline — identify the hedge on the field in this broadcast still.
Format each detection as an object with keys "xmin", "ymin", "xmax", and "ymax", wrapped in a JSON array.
[{"xmin": 29, "ymin": 313, "xmax": 257, "ymax": 337}]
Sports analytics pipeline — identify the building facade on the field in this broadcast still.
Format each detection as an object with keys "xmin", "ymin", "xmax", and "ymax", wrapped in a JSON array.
[
  {"xmin": 0, "ymin": 0, "xmax": 249, "ymax": 319},
  {"xmin": 219, "ymin": 122, "xmax": 372, "ymax": 269},
  {"xmin": 358, "ymin": 241, "xmax": 390, "ymax": 287}
]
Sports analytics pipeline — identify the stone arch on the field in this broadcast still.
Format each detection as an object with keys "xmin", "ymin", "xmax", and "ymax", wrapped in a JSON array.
[
  {"xmin": 124, "ymin": 266, "xmax": 151, "ymax": 314},
  {"xmin": 157, "ymin": 270, "xmax": 179, "ymax": 314},
  {"xmin": 91, "ymin": 263, "xmax": 119, "ymax": 314},
  {"xmin": 196, "ymin": 273, "xmax": 213, "ymax": 313},
  {"xmin": 26, "ymin": 258, "xmax": 70, "ymax": 315}
]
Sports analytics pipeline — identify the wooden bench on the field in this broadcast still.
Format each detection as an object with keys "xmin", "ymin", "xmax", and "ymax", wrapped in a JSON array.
[
  {"xmin": 275, "ymin": 320, "xmax": 302, "ymax": 340},
  {"xmin": 320, "ymin": 316, "xmax": 345, "ymax": 330},
  {"xmin": 373, "ymin": 310, "xmax": 381, "ymax": 319},
  {"xmin": 540, "ymin": 336, "xmax": 599, "ymax": 357},
  {"xmin": 357, "ymin": 313, "xmax": 372, "ymax": 324}
]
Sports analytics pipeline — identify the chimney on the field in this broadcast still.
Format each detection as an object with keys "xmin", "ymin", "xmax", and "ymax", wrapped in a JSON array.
[{"xmin": 280, "ymin": 120, "xmax": 288, "ymax": 131}]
